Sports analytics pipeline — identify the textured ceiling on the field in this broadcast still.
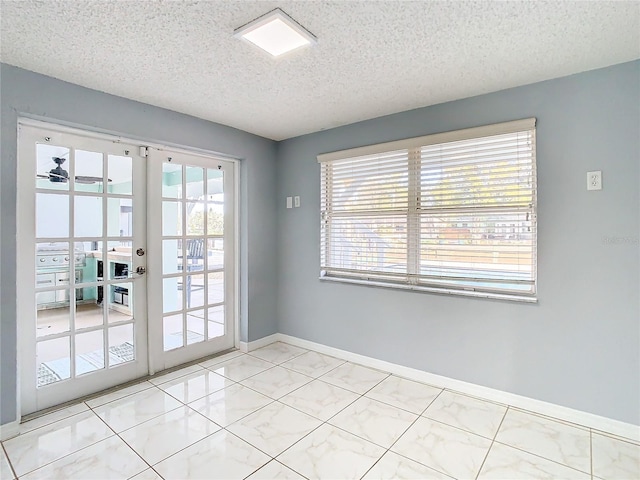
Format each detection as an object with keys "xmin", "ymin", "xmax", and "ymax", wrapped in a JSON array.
[{"xmin": 1, "ymin": 1, "xmax": 639, "ymax": 140}]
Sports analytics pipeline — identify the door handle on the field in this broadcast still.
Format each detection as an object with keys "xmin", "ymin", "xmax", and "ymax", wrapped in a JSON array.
[{"xmin": 128, "ymin": 266, "xmax": 146, "ymax": 278}]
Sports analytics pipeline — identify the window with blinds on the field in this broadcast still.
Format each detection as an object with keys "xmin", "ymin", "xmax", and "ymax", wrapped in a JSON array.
[{"xmin": 319, "ymin": 118, "xmax": 537, "ymax": 300}]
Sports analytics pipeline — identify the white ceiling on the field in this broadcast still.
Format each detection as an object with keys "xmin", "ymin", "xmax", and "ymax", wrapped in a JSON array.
[{"xmin": 1, "ymin": 1, "xmax": 638, "ymax": 141}]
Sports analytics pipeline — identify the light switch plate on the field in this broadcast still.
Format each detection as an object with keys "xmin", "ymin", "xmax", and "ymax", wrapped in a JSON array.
[
  {"xmin": 587, "ymin": 171, "xmax": 602, "ymax": 191},
  {"xmin": 294, "ymin": 196, "xmax": 300, "ymax": 208}
]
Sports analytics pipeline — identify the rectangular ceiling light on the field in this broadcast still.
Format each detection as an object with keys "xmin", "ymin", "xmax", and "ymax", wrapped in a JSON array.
[{"xmin": 234, "ymin": 8, "xmax": 316, "ymax": 57}]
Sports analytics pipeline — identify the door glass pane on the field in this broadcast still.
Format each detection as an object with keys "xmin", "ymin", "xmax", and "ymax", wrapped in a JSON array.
[
  {"xmin": 35, "ymin": 273, "xmax": 56, "ymax": 293},
  {"xmin": 207, "ymin": 199, "xmax": 224, "ymax": 235},
  {"xmin": 206, "ymin": 238, "xmax": 223, "ymax": 270},
  {"xmin": 108, "ymin": 155, "xmax": 133, "ymax": 195},
  {"xmin": 186, "ymin": 238, "xmax": 205, "ymax": 270},
  {"xmin": 107, "ymin": 259, "xmax": 130, "ymax": 281},
  {"xmin": 75, "ymin": 196, "xmax": 103, "ymax": 237},
  {"xmin": 35, "ymin": 241, "xmax": 71, "ymax": 334},
  {"xmin": 75, "ymin": 150, "xmax": 104, "ymax": 193},
  {"xmin": 76, "ymin": 291, "xmax": 103, "ymax": 330},
  {"xmin": 207, "ymin": 168, "xmax": 223, "ymax": 195},
  {"xmin": 186, "ymin": 310, "xmax": 205, "ymax": 345},
  {"xmin": 74, "ymin": 245, "xmax": 88, "ymax": 277},
  {"xmin": 108, "ymin": 198, "xmax": 133, "ymax": 237},
  {"xmin": 80, "ymin": 284, "xmax": 100, "ymax": 306},
  {"xmin": 186, "ymin": 202, "xmax": 205, "ymax": 235},
  {"xmin": 207, "ymin": 305, "xmax": 225, "ymax": 339},
  {"xmin": 107, "ymin": 239, "xmax": 128, "ymax": 248},
  {"xmin": 164, "ymin": 314, "xmax": 183, "ymax": 351},
  {"xmin": 108, "ymin": 324, "xmax": 134, "ymax": 366},
  {"xmin": 162, "ymin": 163, "xmax": 182, "ymax": 198},
  {"xmin": 36, "ymin": 288, "xmax": 69, "ymax": 310},
  {"xmin": 163, "ymin": 201, "xmax": 182, "ymax": 236},
  {"xmin": 35, "ymin": 241, "xmax": 70, "ymax": 275},
  {"xmin": 36, "ymin": 194, "xmax": 69, "ymax": 238},
  {"xmin": 163, "ymin": 277, "xmax": 182, "ymax": 313},
  {"xmin": 163, "ymin": 239, "xmax": 181, "ymax": 275},
  {"xmin": 76, "ymin": 241, "xmax": 102, "ymax": 285},
  {"xmin": 37, "ymin": 337, "xmax": 71, "ymax": 387},
  {"xmin": 186, "ymin": 274, "xmax": 205, "ymax": 309},
  {"xmin": 55, "ymin": 270, "xmax": 72, "ymax": 292},
  {"xmin": 108, "ymin": 282, "xmax": 133, "ymax": 323},
  {"xmin": 75, "ymin": 330, "xmax": 105, "ymax": 375},
  {"xmin": 207, "ymin": 272, "xmax": 224, "ymax": 305},
  {"xmin": 36, "ymin": 300, "xmax": 70, "ymax": 338},
  {"xmin": 37, "ymin": 144, "xmax": 70, "ymax": 191},
  {"xmin": 186, "ymin": 166, "xmax": 204, "ymax": 200}
]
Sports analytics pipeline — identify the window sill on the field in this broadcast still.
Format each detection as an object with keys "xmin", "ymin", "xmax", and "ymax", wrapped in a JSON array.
[{"xmin": 318, "ymin": 276, "xmax": 538, "ymax": 304}]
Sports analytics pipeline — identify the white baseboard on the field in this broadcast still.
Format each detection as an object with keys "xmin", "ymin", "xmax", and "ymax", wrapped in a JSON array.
[
  {"xmin": 239, "ymin": 333, "xmax": 280, "ymax": 353},
  {"xmin": 0, "ymin": 420, "xmax": 20, "ymax": 441},
  {"xmin": 274, "ymin": 333, "xmax": 640, "ymax": 443}
]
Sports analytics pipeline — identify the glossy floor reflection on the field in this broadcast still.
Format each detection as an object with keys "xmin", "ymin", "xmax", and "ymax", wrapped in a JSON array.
[{"xmin": 2, "ymin": 342, "xmax": 639, "ymax": 479}]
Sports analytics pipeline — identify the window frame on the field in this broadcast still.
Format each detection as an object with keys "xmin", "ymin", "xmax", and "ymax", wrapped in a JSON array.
[{"xmin": 318, "ymin": 118, "xmax": 537, "ymax": 303}]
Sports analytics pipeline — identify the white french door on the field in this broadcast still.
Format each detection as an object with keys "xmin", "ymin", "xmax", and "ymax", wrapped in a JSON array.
[
  {"xmin": 18, "ymin": 122, "xmax": 149, "ymax": 414},
  {"xmin": 17, "ymin": 121, "xmax": 237, "ymax": 416},
  {"xmin": 147, "ymin": 148, "xmax": 236, "ymax": 372}
]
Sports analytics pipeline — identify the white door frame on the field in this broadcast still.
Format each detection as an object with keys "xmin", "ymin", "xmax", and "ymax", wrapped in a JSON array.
[
  {"xmin": 147, "ymin": 147, "xmax": 238, "ymax": 372},
  {"xmin": 15, "ymin": 117, "xmax": 240, "ymax": 419},
  {"xmin": 17, "ymin": 121, "xmax": 149, "ymax": 415}
]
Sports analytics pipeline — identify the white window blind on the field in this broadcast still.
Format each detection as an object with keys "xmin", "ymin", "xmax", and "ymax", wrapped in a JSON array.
[{"xmin": 319, "ymin": 118, "xmax": 537, "ymax": 300}]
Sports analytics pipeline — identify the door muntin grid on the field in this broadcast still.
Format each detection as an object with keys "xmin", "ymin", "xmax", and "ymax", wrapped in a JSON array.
[
  {"xmin": 34, "ymin": 141, "xmax": 139, "ymax": 387},
  {"xmin": 161, "ymin": 163, "xmax": 226, "ymax": 351}
]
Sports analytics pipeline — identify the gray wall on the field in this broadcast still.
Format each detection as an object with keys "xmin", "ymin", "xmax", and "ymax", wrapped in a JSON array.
[
  {"xmin": 276, "ymin": 61, "xmax": 640, "ymax": 425},
  {"xmin": 0, "ymin": 64, "xmax": 279, "ymax": 424},
  {"xmin": 2, "ymin": 60, "xmax": 638, "ymax": 428}
]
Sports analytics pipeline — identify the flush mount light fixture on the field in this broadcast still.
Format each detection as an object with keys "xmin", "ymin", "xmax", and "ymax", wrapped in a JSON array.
[{"xmin": 234, "ymin": 8, "xmax": 316, "ymax": 57}]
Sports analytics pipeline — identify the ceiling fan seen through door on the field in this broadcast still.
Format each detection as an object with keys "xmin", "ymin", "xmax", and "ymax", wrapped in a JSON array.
[{"xmin": 37, "ymin": 156, "xmax": 112, "ymax": 184}]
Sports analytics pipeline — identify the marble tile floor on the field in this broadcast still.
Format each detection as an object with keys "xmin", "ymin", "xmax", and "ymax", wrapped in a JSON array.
[{"xmin": 2, "ymin": 342, "xmax": 639, "ymax": 480}]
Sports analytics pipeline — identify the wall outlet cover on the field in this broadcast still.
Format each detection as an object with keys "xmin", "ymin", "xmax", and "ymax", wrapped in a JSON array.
[{"xmin": 587, "ymin": 171, "xmax": 602, "ymax": 191}]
